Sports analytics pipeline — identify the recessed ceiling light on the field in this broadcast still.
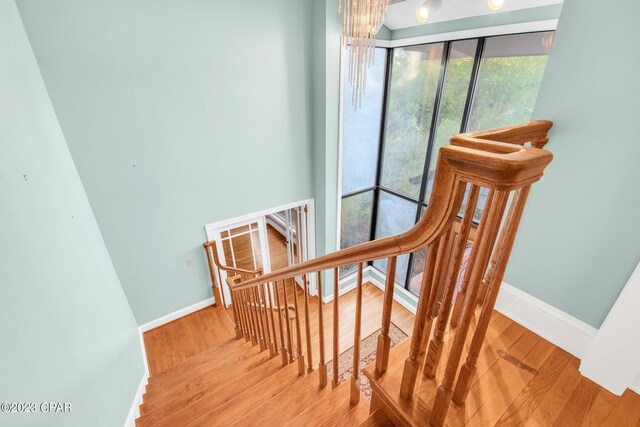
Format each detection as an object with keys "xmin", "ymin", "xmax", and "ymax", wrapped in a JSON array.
[
  {"xmin": 416, "ymin": 0, "xmax": 442, "ymax": 23},
  {"xmin": 487, "ymin": 0, "xmax": 505, "ymax": 11}
]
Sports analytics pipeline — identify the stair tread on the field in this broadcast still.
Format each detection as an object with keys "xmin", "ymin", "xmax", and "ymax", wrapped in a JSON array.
[
  {"xmin": 141, "ymin": 345, "xmax": 271, "ymax": 411},
  {"xmin": 283, "ymin": 380, "xmax": 369, "ymax": 427},
  {"xmin": 359, "ymin": 409, "xmax": 395, "ymax": 427},
  {"xmin": 136, "ymin": 354, "xmax": 284, "ymax": 427},
  {"xmin": 231, "ymin": 368, "xmax": 332, "ymax": 427},
  {"xmin": 363, "ymin": 312, "xmax": 525, "ymax": 427},
  {"xmin": 147, "ymin": 338, "xmax": 256, "ymax": 388},
  {"xmin": 182, "ymin": 360, "xmax": 302, "ymax": 427}
]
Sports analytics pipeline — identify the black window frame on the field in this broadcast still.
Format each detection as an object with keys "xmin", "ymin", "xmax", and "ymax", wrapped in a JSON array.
[{"xmin": 339, "ymin": 30, "xmax": 553, "ymax": 295}]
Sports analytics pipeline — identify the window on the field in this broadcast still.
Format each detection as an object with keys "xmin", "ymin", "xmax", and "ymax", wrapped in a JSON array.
[{"xmin": 339, "ymin": 31, "xmax": 553, "ymax": 295}]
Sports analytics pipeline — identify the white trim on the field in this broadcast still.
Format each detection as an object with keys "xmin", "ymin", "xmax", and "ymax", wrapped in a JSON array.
[
  {"xmin": 124, "ymin": 370, "xmax": 148, "ymax": 427},
  {"xmin": 354, "ymin": 265, "xmax": 598, "ymax": 362},
  {"xmin": 375, "ymin": 19, "xmax": 558, "ymax": 48},
  {"xmin": 321, "ymin": 266, "xmax": 418, "ymax": 316},
  {"xmin": 124, "ymin": 330, "xmax": 150, "ymax": 426},
  {"xmin": 139, "ymin": 297, "xmax": 215, "ymax": 333},
  {"xmin": 335, "ymin": 46, "xmax": 346, "ymax": 252},
  {"xmin": 367, "ymin": 267, "xmax": 418, "ymax": 314},
  {"xmin": 204, "ymin": 198, "xmax": 315, "ymax": 234},
  {"xmin": 495, "ymin": 282, "xmax": 597, "ymax": 359},
  {"xmin": 579, "ymin": 262, "xmax": 640, "ymax": 395},
  {"xmin": 322, "ymin": 282, "xmax": 358, "ymax": 304}
]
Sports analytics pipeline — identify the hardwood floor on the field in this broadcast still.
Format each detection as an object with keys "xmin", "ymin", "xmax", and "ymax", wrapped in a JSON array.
[
  {"xmin": 143, "ymin": 283, "xmax": 640, "ymax": 426},
  {"xmin": 144, "ymin": 225, "xmax": 640, "ymax": 425}
]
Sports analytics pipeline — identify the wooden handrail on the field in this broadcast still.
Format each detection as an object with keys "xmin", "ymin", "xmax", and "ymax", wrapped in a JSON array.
[
  {"xmin": 213, "ymin": 121, "xmax": 553, "ymax": 425},
  {"xmin": 203, "ymin": 240, "xmax": 263, "ymax": 277},
  {"xmin": 230, "ymin": 121, "xmax": 552, "ymax": 291}
]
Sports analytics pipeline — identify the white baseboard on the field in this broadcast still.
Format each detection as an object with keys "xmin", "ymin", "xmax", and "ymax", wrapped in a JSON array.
[
  {"xmin": 495, "ymin": 282, "xmax": 598, "ymax": 359},
  {"xmin": 124, "ymin": 328, "xmax": 150, "ymax": 427},
  {"xmin": 139, "ymin": 297, "xmax": 216, "ymax": 333},
  {"xmin": 322, "ymin": 282, "xmax": 358, "ymax": 303},
  {"xmin": 124, "ymin": 370, "xmax": 149, "ymax": 427},
  {"xmin": 367, "ymin": 270, "xmax": 418, "ymax": 315}
]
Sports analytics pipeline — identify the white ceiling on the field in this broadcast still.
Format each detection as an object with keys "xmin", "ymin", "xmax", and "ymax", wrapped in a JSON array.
[{"xmin": 383, "ymin": 0, "xmax": 563, "ymax": 30}]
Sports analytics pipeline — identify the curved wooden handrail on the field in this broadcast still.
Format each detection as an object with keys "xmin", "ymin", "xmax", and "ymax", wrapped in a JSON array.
[
  {"xmin": 230, "ymin": 121, "xmax": 552, "ymax": 291},
  {"xmin": 203, "ymin": 240, "xmax": 263, "ymax": 277}
]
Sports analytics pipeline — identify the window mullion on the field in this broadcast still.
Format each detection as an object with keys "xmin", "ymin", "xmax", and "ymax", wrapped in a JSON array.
[
  {"xmin": 369, "ymin": 48, "xmax": 394, "ymax": 247},
  {"xmin": 459, "ymin": 38, "xmax": 485, "ymax": 133},
  {"xmin": 406, "ymin": 41, "xmax": 451, "ymax": 291}
]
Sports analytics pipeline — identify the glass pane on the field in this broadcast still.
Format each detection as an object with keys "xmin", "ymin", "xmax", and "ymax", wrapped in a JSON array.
[
  {"xmin": 373, "ymin": 191, "xmax": 418, "ymax": 284},
  {"xmin": 342, "ymin": 48, "xmax": 387, "ymax": 194},
  {"xmin": 424, "ymin": 40, "xmax": 478, "ymax": 203},
  {"xmin": 340, "ymin": 191, "xmax": 374, "ymax": 278},
  {"xmin": 468, "ymin": 32, "xmax": 554, "ymax": 131},
  {"xmin": 381, "ymin": 43, "xmax": 444, "ymax": 199}
]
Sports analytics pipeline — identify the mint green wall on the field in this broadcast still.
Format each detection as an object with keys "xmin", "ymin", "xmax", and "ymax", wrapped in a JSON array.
[
  {"xmin": 0, "ymin": 1, "xmax": 143, "ymax": 425},
  {"xmin": 16, "ymin": 0, "xmax": 315, "ymax": 324},
  {"xmin": 390, "ymin": 4, "xmax": 562, "ymax": 40},
  {"xmin": 310, "ymin": 0, "xmax": 343, "ymax": 296},
  {"xmin": 505, "ymin": 0, "xmax": 640, "ymax": 328}
]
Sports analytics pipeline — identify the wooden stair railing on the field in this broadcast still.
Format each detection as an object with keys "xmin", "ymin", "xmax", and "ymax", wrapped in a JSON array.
[{"xmin": 214, "ymin": 121, "xmax": 553, "ymax": 426}]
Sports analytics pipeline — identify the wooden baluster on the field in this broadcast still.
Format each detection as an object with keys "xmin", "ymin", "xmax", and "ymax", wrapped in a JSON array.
[
  {"xmin": 274, "ymin": 280, "xmax": 289, "ymax": 365},
  {"xmin": 292, "ymin": 277, "xmax": 306, "ymax": 376},
  {"xmin": 282, "ymin": 279, "xmax": 295, "ymax": 364},
  {"xmin": 430, "ymin": 190, "xmax": 509, "ymax": 427},
  {"xmin": 253, "ymin": 287, "xmax": 266, "ymax": 351},
  {"xmin": 259, "ymin": 284, "xmax": 276, "ymax": 357},
  {"xmin": 350, "ymin": 263, "xmax": 364, "ymax": 405},
  {"xmin": 242, "ymin": 289, "xmax": 252, "ymax": 342},
  {"xmin": 429, "ymin": 230, "xmax": 454, "ymax": 320},
  {"xmin": 332, "ymin": 267, "xmax": 340, "ymax": 389},
  {"xmin": 317, "ymin": 272, "xmax": 327, "ymax": 388},
  {"xmin": 248, "ymin": 287, "xmax": 258, "ymax": 346},
  {"xmin": 303, "ymin": 274, "xmax": 313, "ymax": 373},
  {"xmin": 452, "ymin": 187, "xmax": 530, "ymax": 406},
  {"xmin": 229, "ymin": 289, "xmax": 242, "ymax": 340},
  {"xmin": 375, "ymin": 256, "xmax": 397, "ymax": 377},
  {"xmin": 399, "ymin": 237, "xmax": 441, "ymax": 400},
  {"xmin": 203, "ymin": 243, "xmax": 223, "ymax": 308},
  {"xmin": 237, "ymin": 290, "xmax": 248, "ymax": 341},
  {"xmin": 424, "ymin": 185, "xmax": 480, "ymax": 379},
  {"xmin": 268, "ymin": 282, "xmax": 279, "ymax": 357}
]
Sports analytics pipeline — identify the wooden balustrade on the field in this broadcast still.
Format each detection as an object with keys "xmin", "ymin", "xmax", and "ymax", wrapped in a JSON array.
[{"xmin": 205, "ymin": 121, "xmax": 552, "ymax": 427}]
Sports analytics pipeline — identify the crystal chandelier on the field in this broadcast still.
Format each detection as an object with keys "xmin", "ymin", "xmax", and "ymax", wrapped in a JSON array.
[{"xmin": 339, "ymin": 0, "xmax": 389, "ymax": 108}]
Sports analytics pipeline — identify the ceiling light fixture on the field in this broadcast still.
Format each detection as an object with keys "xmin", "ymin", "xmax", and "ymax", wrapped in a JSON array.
[
  {"xmin": 339, "ymin": 0, "xmax": 390, "ymax": 108},
  {"xmin": 487, "ymin": 0, "xmax": 504, "ymax": 11},
  {"xmin": 416, "ymin": 0, "xmax": 443, "ymax": 23}
]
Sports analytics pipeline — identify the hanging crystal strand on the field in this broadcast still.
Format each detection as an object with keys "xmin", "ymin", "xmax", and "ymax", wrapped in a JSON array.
[{"xmin": 339, "ymin": 0, "xmax": 389, "ymax": 108}]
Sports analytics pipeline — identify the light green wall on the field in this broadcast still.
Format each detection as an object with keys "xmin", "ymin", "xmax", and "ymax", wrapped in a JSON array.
[
  {"xmin": 390, "ymin": 4, "xmax": 562, "ymax": 40},
  {"xmin": 0, "ymin": 0, "xmax": 143, "ymax": 425},
  {"xmin": 310, "ymin": 0, "xmax": 343, "ymax": 296},
  {"xmin": 505, "ymin": 0, "xmax": 640, "ymax": 328},
  {"xmin": 16, "ymin": 0, "xmax": 315, "ymax": 324}
]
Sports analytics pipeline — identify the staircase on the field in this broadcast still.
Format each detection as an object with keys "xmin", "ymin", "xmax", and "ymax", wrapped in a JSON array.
[
  {"xmin": 138, "ymin": 121, "xmax": 554, "ymax": 426},
  {"xmin": 135, "ymin": 305, "xmax": 386, "ymax": 427}
]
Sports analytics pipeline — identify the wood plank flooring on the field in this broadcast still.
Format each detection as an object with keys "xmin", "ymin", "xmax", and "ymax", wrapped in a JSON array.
[{"xmin": 143, "ymin": 226, "xmax": 640, "ymax": 425}]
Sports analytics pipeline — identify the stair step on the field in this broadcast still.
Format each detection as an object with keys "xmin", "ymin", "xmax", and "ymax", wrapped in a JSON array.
[
  {"xmin": 363, "ymin": 312, "xmax": 526, "ymax": 427},
  {"xmin": 283, "ymin": 380, "xmax": 369, "ymax": 427},
  {"xmin": 136, "ymin": 355, "xmax": 284, "ymax": 427},
  {"xmin": 146, "ymin": 338, "xmax": 256, "ymax": 389},
  {"xmin": 178, "ymin": 360, "xmax": 301, "ymax": 427},
  {"xmin": 360, "ymin": 409, "xmax": 394, "ymax": 426},
  {"xmin": 141, "ymin": 346, "xmax": 271, "ymax": 413},
  {"xmin": 231, "ymin": 368, "xmax": 332, "ymax": 426}
]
